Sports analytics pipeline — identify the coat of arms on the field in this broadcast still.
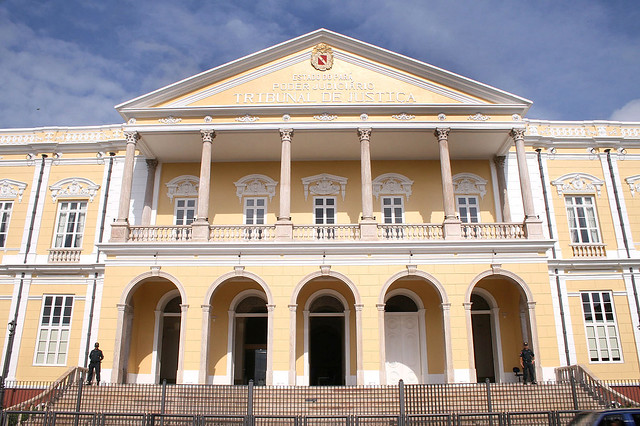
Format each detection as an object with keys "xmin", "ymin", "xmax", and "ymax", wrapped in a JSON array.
[{"xmin": 311, "ymin": 43, "xmax": 333, "ymax": 71}]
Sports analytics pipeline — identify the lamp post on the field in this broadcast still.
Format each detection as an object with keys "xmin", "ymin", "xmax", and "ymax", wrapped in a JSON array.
[{"xmin": 0, "ymin": 320, "xmax": 17, "ymax": 410}]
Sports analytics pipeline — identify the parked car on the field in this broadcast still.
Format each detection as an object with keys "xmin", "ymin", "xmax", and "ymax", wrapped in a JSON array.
[{"xmin": 568, "ymin": 409, "xmax": 640, "ymax": 425}]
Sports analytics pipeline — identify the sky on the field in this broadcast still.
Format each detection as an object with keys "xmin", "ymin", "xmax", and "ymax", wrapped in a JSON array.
[{"xmin": 1, "ymin": 0, "xmax": 639, "ymax": 129}]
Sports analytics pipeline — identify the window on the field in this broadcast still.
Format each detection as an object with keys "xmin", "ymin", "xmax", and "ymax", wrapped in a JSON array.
[
  {"xmin": 382, "ymin": 197, "xmax": 404, "ymax": 224},
  {"xmin": 457, "ymin": 196, "xmax": 479, "ymax": 223},
  {"xmin": 581, "ymin": 291, "xmax": 621, "ymax": 362},
  {"xmin": 0, "ymin": 201, "xmax": 12, "ymax": 247},
  {"xmin": 35, "ymin": 295, "xmax": 73, "ymax": 365},
  {"xmin": 244, "ymin": 197, "xmax": 266, "ymax": 225},
  {"xmin": 54, "ymin": 201, "xmax": 87, "ymax": 248},
  {"xmin": 175, "ymin": 198, "xmax": 197, "ymax": 225},
  {"xmin": 566, "ymin": 196, "xmax": 601, "ymax": 244},
  {"xmin": 314, "ymin": 197, "xmax": 336, "ymax": 225}
]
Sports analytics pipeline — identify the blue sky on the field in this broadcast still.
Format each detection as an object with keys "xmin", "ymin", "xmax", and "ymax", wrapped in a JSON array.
[{"xmin": 1, "ymin": 0, "xmax": 639, "ymax": 129}]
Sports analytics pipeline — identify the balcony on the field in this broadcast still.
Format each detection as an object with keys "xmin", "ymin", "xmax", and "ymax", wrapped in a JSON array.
[{"xmin": 125, "ymin": 222, "xmax": 529, "ymax": 243}]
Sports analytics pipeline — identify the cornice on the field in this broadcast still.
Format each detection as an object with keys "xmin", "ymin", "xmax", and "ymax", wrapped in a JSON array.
[{"xmin": 547, "ymin": 258, "xmax": 640, "ymax": 271}]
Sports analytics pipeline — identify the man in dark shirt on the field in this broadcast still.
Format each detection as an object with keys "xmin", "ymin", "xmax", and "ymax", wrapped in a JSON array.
[
  {"xmin": 87, "ymin": 342, "xmax": 104, "ymax": 385},
  {"xmin": 519, "ymin": 342, "xmax": 536, "ymax": 385}
]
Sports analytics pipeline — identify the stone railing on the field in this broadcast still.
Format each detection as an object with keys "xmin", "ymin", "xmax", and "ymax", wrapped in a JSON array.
[
  {"xmin": 462, "ymin": 223, "xmax": 526, "ymax": 240},
  {"xmin": 378, "ymin": 224, "xmax": 444, "ymax": 240},
  {"xmin": 209, "ymin": 225, "xmax": 276, "ymax": 241},
  {"xmin": 571, "ymin": 243, "xmax": 607, "ymax": 257},
  {"xmin": 129, "ymin": 226, "xmax": 192, "ymax": 242},
  {"xmin": 293, "ymin": 224, "xmax": 360, "ymax": 241},
  {"xmin": 48, "ymin": 248, "xmax": 82, "ymax": 263}
]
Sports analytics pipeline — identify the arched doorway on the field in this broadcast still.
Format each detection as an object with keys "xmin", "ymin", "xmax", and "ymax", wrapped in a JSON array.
[
  {"xmin": 158, "ymin": 295, "xmax": 181, "ymax": 384},
  {"xmin": 233, "ymin": 294, "xmax": 268, "ymax": 385},
  {"xmin": 307, "ymin": 293, "xmax": 347, "ymax": 386},
  {"xmin": 384, "ymin": 293, "xmax": 424, "ymax": 384},
  {"xmin": 471, "ymin": 292, "xmax": 497, "ymax": 383}
]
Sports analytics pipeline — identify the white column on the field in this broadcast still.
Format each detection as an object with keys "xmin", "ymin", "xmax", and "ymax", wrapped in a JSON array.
[
  {"xmin": 512, "ymin": 129, "xmax": 544, "ymax": 238},
  {"xmin": 199, "ymin": 305, "xmax": 212, "ymax": 384},
  {"xmin": 442, "ymin": 303, "xmax": 454, "ymax": 383},
  {"xmin": 266, "ymin": 304, "xmax": 276, "ymax": 385},
  {"xmin": 111, "ymin": 303, "xmax": 133, "ymax": 383},
  {"xmin": 141, "ymin": 159, "xmax": 158, "ymax": 226},
  {"xmin": 111, "ymin": 132, "xmax": 138, "ymax": 241},
  {"xmin": 376, "ymin": 303, "xmax": 387, "ymax": 385},
  {"xmin": 463, "ymin": 302, "xmax": 476, "ymax": 382},
  {"xmin": 436, "ymin": 128, "xmax": 462, "ymax": 239},
  {"xmin": 493, "ymin": 156, "xmax": 511, "ymax": 222},
  {"xmin": 288, "ymin": 304, "xmax": 297, "ymax": 385},
  {"xmin": 355, "ymin": 303, "xmax": 364, "ymax": 385},
  {"xmin": 276, "ymin": 129, "xmax": 294, "ymax": 240},
  {"xmin": 527, "ymin": 301, "xmax": 543, "ymax": 381},
  {"xmin": 192, "ymin": 130, "xmax": 215, "ymax": 241},
  {"xmin": 177, "ymin": 304, "xmax": 188, "ymax": 383}
]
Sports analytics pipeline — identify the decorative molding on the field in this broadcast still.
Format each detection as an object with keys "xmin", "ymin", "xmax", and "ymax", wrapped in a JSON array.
[
  {"xmin": 127, "ymin": 118, "xmax": 136, "ymax": 124},
  {"xmin": 360, "ymin": 113, "xmax": 369, "ymax": 121},
  {"xmin": 234, "ymin": 174, "xmax": 278, "ymax": 202},
  {"xmin": 438, "ymin": 113, "xmax": 447, "ymax": 121},
  {"xmin": 551, "ymin": 173, "xmax": 604, "ymax": 196},
  {"xmin": 301, "ymin": 173, "xmax": 348, "ymax": 201},
  {"xmin": 0, "ymin": 179, "xmax": 27, "ymax": 202},
  {"xmin": 392, "ymin": 113, "xmax": 415, "ymax": 121},
  {"xmin": 165, "ymin": 175, "xmax": 199, "ymax": 201},
  {"xmin": 372, "ymin": 173, "xmax": 414, "ymax": 200},
  {"xmin": 314, "ymin": 113, "xmax": 338, "ymax": 121},
  {"xmin": 282, "ymin": 114, "xmax": 291, "ymax": 122},
  {"xmin": 452, "ymin": 173, "xmax": 488, "ymax": 199},
  {"xmin": 625, "ymin": 175, "xmax": 640, "ymax": 197},
  {"xmin": 469, "ymin": 113, "xmax": 490, "ymax": 121},
  {"xmin": 49, "ymin": 177, "xmax": 100, "ymax": 202},
  {"xmin": 204, "ymin": 116, "xmax": 213, "ymax": 123},
  {"xmin": 512, "ymin": 114, "xmax": 522, "ymax": 121},
  {"xmin": 159, "ymin": 116, "xmax": 182, "ymax": 124},
  {"xmin": 310, "ymin": 43, "xmax": 334, "ymax": 71},
  {"xmin": 235, "ymin": 114, "xmax": 259, "ymax": 123}
]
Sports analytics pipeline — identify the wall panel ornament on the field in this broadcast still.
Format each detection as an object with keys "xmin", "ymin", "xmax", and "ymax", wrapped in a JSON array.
[
  {"xmin": 301, "ymin": 173, "xmax": 348, "ymax": 200},
  {"xmin": 49, "ymin": 177, "xmax": 100, "ymax": 202},
  {"xmin": 234, "ymin": 174, "xmax": 278, "ymax": 202},
  {"xmin": 0, "ymin": 179, "xmax": 27, "ymax": 202},
  {"xmin": 625, "ymin": 175, "xmax": 640, "ymax": 197},
  {"xmin": 166, "ymin": 175, "xmax": 200, "ymax": 201},
  {"xmin": 551, "ymin": 173, "xmax": 604, "ymax": 196},
  {"xmin": 159, "ymin": 116, "xmax": 182, "ymax": 124},
  {"xmin": 452, "ymin": 173, "xmax": 488, "ymax": 198},
  {"xmin": 372, "ymin": 173, "xmax": 414, "ymax": 200}
]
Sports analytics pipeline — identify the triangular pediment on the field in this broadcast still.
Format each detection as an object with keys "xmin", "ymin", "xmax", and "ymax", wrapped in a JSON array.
[{"xmin": 116, "ymin": 29, "xmax": 531, "ymax": 120}]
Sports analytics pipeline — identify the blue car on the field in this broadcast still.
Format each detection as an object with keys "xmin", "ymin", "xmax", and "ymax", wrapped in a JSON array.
[{"xmin": 568, "ymin": 409, "xmax": 640, "ymax": 425}]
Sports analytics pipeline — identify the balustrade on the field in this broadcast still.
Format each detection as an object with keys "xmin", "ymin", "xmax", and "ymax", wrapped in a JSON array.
[
  {"xmin": 209, "ymin": 225, "xmax": 276, "ymax": 241},
  {"xmin": 129, "ymin": 226, "xmax": 192, "ymax": 242},
  {"xmin": 48, "ymin": 248, "xmax": 82, "ymax": 263},
  {"xmin": 378, "ymin": 224, "xmax": 444, "ymax": 240},
  {"xmin": 461, "ymin": 223, "xmax": 526, "ymax": 239},
  {"xmin": 571, "ymin": 243, "xmax": 607, "ymax": 257},
  {"xmin": 293, "ymin": 224, "xmax": 360, "ymax": 241}
]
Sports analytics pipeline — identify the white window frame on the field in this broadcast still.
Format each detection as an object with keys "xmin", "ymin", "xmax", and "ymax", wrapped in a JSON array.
[
  {"xmin": 53, "ymin": 200, "xmax": 87, "ymax": 248},
  {"xmin": 565, "ymin": 195, "xmax": 601, "ymax": 244},
  {"xmin": 34, "ymin": 295, "xmax": 74, "ymax": 366},
  {"xmin": 314, "ymin": 196, "xmax": 336, "ymax": 225},
  {"xmin": 381, "ymin": 196, "xmax": 404, "ymax": 224},
  {"xmin": 174, "ymin": 198, "xmax": 197, "ymax": 225},
  {"xmin": 244, "ymin": 197, "xmax": 267, "ymax": 225},
  {"xmin": 457, "ymin": 195, "xmax": 480, "ymax": 223},
  {"xmin": 0, "ymin": 201, "xmax": 13, "ymax": 248},
  {"xmin": 581, "ymin": 291, "xmax": 622, "ymax": 363}
]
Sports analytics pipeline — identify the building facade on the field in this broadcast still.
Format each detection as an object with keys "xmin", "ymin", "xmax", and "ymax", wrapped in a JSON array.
[{"xmin": 0, "ymin": 29, "xmax": 639, "ymax": 386}]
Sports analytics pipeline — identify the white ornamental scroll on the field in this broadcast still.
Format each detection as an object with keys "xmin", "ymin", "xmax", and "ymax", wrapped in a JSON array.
[
  {"xmin": 49, "ymin": 177, "xmax": 100, "ymax": 202},
  {"xmin": 551, "ymin": 173, "xmax": 604, "ymax": 196},
  {"xmin": 234, "ymin": 174, "xmax": 278, "ymax": 202},
  {"xmin": 166, "ymin": 175, "xmax": 199, "ymax": 201},
  {"xmin": 301, "ymin": 173, "xmax": 348, "ymax": 201},
  {"xmin": 0, "ymin": 179, "xmax": 27, "ymax": 202},
  {"xmin": 452, "ymin": 173, "xmax": 488, "ymax": 199},
  {"xmin": 625, "ymin": 175, "xmax": 640, "ymax": 197},
  {"xmin": 372, "ymin": 173, "xmax": 414, "ymax": 200}
]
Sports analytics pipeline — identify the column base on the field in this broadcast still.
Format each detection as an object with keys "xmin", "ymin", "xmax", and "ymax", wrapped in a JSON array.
[
  {"xmin": 191, "ymin": 219, "xmax": 210, "ymax": 242},
  {"xmin": 443, "ymin": 218, "xmax": 462, "ymax": 240},
  {"xmin": 275, "ymin": 220, "xmax": 293, "ymax": 241},
  {"xmin": 110, "ymin": 220, "xmax": 130, "ymax": 242},
  {"xmin": 524, "ymin": 218, "xmax": 545, "ymax": 239},
  {"xmin": 359, "ymin": 219, "xmax": 378, "ymax": 241}
]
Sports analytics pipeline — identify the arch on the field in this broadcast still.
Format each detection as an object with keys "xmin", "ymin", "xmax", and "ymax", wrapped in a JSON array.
[
  {"xmin": 385, "ymin": 288, "xmax": 424, "ymax": 310},
  {"xmin": 465, "ymin": 268, "xmax": 534, "ymax": 304},
  {"xmin": 120, "ymin": 269, "xmax": 188, "ymax": 307},
  {"xmin": 304, "ymin": 289, "xmax": 349, "ymax": 312},
  {"xmin": 379, "ymin": 268, "xmax": 449, "ymax": 306},
  {"xmin": 205, "ymin": 268, "xmax": 274, "ymax": 306},
  {"xmin": 230, "ymin": 289, "xmax": 268, "ymax": 311},
  {"xmin": 152, "ymin": 289, "xmax": 182, "ymax": 384},
  {"xmin": 291, "ymin": 269, "xmax": 362, "ymax": 306}
]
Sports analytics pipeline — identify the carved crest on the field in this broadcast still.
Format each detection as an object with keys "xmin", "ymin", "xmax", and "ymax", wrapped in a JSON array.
[
  {"xmin": 234, "ymin": 174, "xmax": 278, "ymax": 202},
  {"xmin": 625, "ymin": 175, "xmax": 640, "ymax": 197},
  {"xmin": 301, "ymin": 174, "xmax": 348, "ymax": 200},
  {"xmin": 551, "ymin": 173, "xmax": 603, "ymax": 196},
  {"xmin": 49, "ymin": 177, "xmax": 100, "ymax": 202},
  {"xmin": 311, "ymin": 43, "xmax": 334, "ymax": 71},
  {"xmin": 452, "ymin": 173, "xmax": 488, "ymax": 199},
  {"xmin": 166, "ymin": 175, "xmax": 199, "ymax": 201},
  {"xmin": 372, "ymin": 173, "xmax": 414, "ymax": 200},
  {"xmin": 0, "ymin": 179, "xmax": 27, "ymax": 202}
]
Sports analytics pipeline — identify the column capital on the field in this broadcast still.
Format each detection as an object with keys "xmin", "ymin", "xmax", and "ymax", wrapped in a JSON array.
[
  {"xmin": 435, "ymin": 128, "xmax": 450, "ymax": 141},
  {"xmin": 376, "ymin": 303, "xmax": 385, "ymax": 312},
  {"xmin": 355, "ymin": 303, "xmax": 364, "ymax": 312},
  {"xmin": 267, "ymin": 304, "xmax": 276, "ymax": 313},
  {"xmin": 463, "ymin": 302, "xmax": 473, "ymax": 310},
  {"xmin": 200, "ymin": 129, "xmax": 216, "ymax": 143},
  {"xmin": 493, "ymin": 155, "xmax": 506, "ymax": 167},
  {"xmin": 145, "ymin": 159, "xmax": 158, "ymax": 170},
  {"xmin": 279, "ymin": 128, "xmax": 294, "ymax": 142},
  {"xmin": 510, "ymin": 128, "xmax": 526, "ymax": 141},
  {"xmin": 124, "ymin": 131, "xmax": 140, "ymax": 145},
  {"xmin": 288, "ymin": 304, "xmax": 297, "ymax": 312},
  {"xmin": 357, "ymin": 127, "xmax": 372, "ymax": 141}
]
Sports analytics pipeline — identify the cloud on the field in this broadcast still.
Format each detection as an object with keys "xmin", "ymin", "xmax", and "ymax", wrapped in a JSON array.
[{"xmin": 610, "ymin": 99, "xmax": 640, "ymax": 122}]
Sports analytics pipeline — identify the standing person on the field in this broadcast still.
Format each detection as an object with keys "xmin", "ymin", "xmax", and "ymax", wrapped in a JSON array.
[
  {"xmin": 519, "ymin": 342, "xmax": 536, "ymax": 385},
  {"xmin": 87, "ymin": 342, "xmax": 104, "ymax": 385}
]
